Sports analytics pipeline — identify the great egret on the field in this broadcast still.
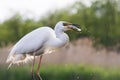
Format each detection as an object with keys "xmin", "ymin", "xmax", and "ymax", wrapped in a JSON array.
[{"xmin": 6, "ymin": 21, "xmax": 81, "ymax": 80}]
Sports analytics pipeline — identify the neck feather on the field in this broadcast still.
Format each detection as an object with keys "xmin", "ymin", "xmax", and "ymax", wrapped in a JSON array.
[{"xmin": 54, "ymin": 27, "xmax": 69, "ymax": 45}]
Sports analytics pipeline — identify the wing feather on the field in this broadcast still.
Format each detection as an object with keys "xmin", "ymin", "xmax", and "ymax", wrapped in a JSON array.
[{"xmin": 6, "ymin": 27, "xmax": 55, "ymax": 66}]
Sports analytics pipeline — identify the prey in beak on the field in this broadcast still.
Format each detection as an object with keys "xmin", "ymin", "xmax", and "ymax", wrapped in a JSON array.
[{"xmin": 63, "ymin": 23, "xmax": 81, "ymax": 32}]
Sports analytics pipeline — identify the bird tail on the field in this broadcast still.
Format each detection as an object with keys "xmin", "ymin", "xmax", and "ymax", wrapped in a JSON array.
[
  {"xmin": 7, "ymin": 63, "xmax": 13, "ymax": 69},
  {"xmin": 6, "ymin": 53, "xmax": 34, "ymax": 69}
]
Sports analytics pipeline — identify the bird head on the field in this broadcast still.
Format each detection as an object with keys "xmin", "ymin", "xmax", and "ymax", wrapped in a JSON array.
[{"xmin": 55, "ymin": 21, "xmax": 81, "ymax": 32}]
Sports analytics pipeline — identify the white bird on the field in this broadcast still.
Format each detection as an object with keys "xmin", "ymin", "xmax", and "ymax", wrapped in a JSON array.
[{"xmin": 6, "ymin": 21, "xmax": 81, "ymax": 80}]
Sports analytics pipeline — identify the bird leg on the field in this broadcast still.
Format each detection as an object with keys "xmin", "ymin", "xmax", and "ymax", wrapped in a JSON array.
[
  {"xmin": 36, "ymin": 55, "xmax": 43, "ymax": 80},
  {"xmin": 31, "ymin": 53, "xmax": 36, "ymax": 80}
]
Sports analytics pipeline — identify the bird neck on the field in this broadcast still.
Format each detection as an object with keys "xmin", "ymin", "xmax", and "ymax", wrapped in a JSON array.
[{"xmin": 54, "ymin": 28, "xmax": 69, "ymax": 45}]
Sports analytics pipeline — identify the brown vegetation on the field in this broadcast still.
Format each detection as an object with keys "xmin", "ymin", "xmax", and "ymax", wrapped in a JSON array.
[{"xmin": 0, "ymin": 38, "xmax": 120, "ymax": 67}]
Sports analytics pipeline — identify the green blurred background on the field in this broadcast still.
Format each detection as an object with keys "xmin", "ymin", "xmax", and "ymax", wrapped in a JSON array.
[{"xmin": 0, "ymin": 0, "xmax": 120, "ymax": 80}]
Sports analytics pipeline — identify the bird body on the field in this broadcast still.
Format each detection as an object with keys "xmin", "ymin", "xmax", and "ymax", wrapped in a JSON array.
[
  {"xmin": 9, "ymin": 27, "xmax": 67, "ymax": 55},
  {"xmin": 6, "ymin": 22, "xmax": 70, "ymax": 65},
  {"xmin": 6, "ymin": 21, "xmax": 81, "ymax": 80}
]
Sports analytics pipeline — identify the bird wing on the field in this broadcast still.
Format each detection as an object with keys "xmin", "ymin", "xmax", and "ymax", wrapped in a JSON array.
[
  {"xmin": 9, "ymin": 27, "xmax": 55, "ymax": 56},
  {"xmin": 6, "ymin": 27, "xmax": 55, "ymax": 64}
]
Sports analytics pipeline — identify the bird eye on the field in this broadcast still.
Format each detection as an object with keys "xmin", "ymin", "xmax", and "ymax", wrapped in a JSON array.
[{"xmin": 63, "ymin": 23, "xmax": 68, "ymax": 26}]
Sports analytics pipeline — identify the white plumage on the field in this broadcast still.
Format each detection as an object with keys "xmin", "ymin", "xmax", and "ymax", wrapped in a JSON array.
[{"xmin": 6, "ymin": 21, "xmax": 81, "ymax": 80}]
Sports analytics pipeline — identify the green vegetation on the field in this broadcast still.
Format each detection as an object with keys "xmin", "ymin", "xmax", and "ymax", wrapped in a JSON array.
[
  {"xmin": 1, "ymin": 65, "xmax": 120, "ymax": 80},
  {"xmin": 0, "ymin": 0, "xmax": 120, "ymax": 47}
]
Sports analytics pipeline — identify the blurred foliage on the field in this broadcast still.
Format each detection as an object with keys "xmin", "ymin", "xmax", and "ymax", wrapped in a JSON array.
[
  {"xmin": 0, "ymin": 0, "xmax": 120, "ymax": 48},
  {"xmin": 1, "ymin": 65, "xmax": 120, "ymax": 80}
]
